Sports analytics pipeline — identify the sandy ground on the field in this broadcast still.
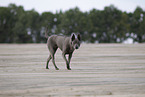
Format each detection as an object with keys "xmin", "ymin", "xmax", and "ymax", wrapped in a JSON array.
[{"xmin": 0, "ymin": 43, "xmax": 145, "ymax": 97}]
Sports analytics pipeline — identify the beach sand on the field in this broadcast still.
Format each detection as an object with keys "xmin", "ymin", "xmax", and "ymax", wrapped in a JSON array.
[{"xmin": 0, "ymin": 43, "xmax": 145, "ymax": 97}]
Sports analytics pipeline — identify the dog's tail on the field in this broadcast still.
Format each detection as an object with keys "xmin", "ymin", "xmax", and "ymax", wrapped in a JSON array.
[{"xmin": 45, "ymin": 27, "xmax": 49, "ymax": 38}]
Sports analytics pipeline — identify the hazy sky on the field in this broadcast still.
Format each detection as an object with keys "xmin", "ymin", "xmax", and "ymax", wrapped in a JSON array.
[{"xmin": 0, "ymin": 0, "xmax": 145, "ymax": 13}]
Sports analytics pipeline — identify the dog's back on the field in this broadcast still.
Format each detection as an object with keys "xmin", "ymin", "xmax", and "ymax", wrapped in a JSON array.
[{"xmin": 47, "ymin": 35, "xmax": 70, "ymax": 51}]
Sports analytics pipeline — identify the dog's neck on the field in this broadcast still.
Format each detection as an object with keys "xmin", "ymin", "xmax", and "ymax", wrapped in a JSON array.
[
  {"xmin": 70, "ymin": 43, "xmax": 74, "ymax": 51},
  {"xmin": 69, "ymin": 41, "xmax": 74, "ymax": 53}
]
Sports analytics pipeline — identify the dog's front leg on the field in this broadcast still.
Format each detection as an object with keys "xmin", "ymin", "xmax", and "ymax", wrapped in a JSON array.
[
  {"xmin": 62, "ymin": 53, "xmax": 71, "ymax": 70},
  {"xmin": 68, "ymin": 53, "xmax": 72, "ymax": 65}
]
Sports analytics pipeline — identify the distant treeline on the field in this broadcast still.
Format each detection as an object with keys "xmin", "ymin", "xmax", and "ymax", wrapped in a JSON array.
[{"xmin": 0, "ymin": 4, "xmax": 145, "ymax": 43}]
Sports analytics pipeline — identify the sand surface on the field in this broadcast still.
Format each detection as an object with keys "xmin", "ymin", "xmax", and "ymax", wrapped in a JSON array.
[{"xmin": 0, "ymin": 43, "xmax": 145, "ymax": 97}]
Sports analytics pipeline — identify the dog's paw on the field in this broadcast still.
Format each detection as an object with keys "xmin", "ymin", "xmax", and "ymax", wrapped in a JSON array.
[
  {"xmin": 67, "ymin": 68, "xmax": 71, "ymax": 70},
  {"xmin": 55, "ymin": 68, "xmax": 59, "ymax": 70},
  {"xmin": 46, "ymin": 67, "xmax": 49, "ymax": 69}
]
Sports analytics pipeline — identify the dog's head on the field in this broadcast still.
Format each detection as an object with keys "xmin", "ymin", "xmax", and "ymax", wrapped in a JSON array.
[{"xmin": 71, "ymin": 33, "xmax": 81, "ymax": 49}]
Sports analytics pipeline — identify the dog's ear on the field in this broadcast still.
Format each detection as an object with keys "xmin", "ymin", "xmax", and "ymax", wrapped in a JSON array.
[
  {"xmin": 77, "ymin": 33, "xmax": 81, "ymax": 41},
  {"xmin": 71, "ymin": 33, "xmax": 76, "ymax": 41}
]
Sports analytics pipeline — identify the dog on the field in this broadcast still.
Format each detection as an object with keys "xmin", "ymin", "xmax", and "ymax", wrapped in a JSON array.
[{"xmin": 45, "ymin": 29, "xmax": 81, "ymax": 70}]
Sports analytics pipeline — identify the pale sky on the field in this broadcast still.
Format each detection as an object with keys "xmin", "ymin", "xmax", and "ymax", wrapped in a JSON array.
[{"xmin": 0, "ymin": 0, "xmax": 145, "ymax": 14}]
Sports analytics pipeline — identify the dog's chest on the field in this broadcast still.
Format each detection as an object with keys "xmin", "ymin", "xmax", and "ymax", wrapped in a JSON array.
[{"xmin": 65, "ymin": 46, "xmax": 74, "ymax": 54}]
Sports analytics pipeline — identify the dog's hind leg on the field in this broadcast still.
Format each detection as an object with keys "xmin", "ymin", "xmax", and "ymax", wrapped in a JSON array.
[
  {"xmin": 49, "ymin": 47, "xmax": 59, "ymax": 70},
  {"xmin": 46, "ymin": 55, "xmax": 52, "ymax": 69},
  {"xmin": 51, "ymin": 54, "xmax": 59, "ymax": 70}
]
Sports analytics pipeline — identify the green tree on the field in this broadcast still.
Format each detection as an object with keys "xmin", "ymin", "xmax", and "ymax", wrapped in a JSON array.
[
  {"xmin": 0, "ymin": 4, "xmax": 17, "ymax": 43},
  {"xmin": 11, "ymin": 4, "xmax": 33, "ymax": 43},
  {"xmin": 0, "ymin": 4, "xmax": 144, "ymax": 43},
  {"xmin": 0, "ymin": 7, "xmax": 10, "ymax": 42},
  {"xmin": 25, "ymin": 10, "xmax": 40, "ymax": 43},
  {"xmin": 131, "ymin": 7, "xmax": 145, "ymax": 43}
]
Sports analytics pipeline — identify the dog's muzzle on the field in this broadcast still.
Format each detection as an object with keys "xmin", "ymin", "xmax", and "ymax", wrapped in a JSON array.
[{"xmin": 75, "ymin": 46, "xmax": 79, "ymax": 49}]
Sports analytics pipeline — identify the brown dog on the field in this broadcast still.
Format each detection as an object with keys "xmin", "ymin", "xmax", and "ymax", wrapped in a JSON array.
[{"xmin": 45, "ymin": 30, "xmax": 81, "ymax": 70}]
